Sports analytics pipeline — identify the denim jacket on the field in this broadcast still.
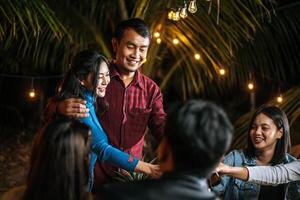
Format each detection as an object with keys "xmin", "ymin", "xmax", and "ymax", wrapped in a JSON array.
[{"xmin": 212, "ymin": 150, "xmax": 300, "ymax": 200}]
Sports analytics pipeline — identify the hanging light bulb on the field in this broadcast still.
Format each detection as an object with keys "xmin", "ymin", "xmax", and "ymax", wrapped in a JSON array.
[
  {"xmin": 277, "ymin": 95, "xmax": 283, "ymax": 103},
  {"xmin": 154, "ymin": 32, "xmax": 160, "ymax": 38},
  {"xmin": 173, "ymin": 38, "xmax": 179, "ymax": 45},
  {"xmin": 194, "ymin": 53, "xmax": 201, "ymax": 60},
  {"xmin": 156, "ymin": 38, "xmax": 161, "ymax": 44},
  {"xmin": 172, "ymin": 9, "xmax": 180, "ymax": 21},
  {"xmin": 188, "ymin": 0, "xmax": 197, "ymax": 13},
  {"xmin": 248, "ymin": 82, "xmax": 254, "ymax": 91},
  {"xmin": 180, "ymin": 3, "xmax": 188, "ymax": 18},
  {"xmin": 168, "ymin": 10, "xmax": 174, "ymax": 20},
  {"xmin": 28, "ymin": 78, "xmax": 36, "ymax": 99},
  {"xmin": 28, "ymin": 88, "xmax": 36, "ymax": 98},
  {"xmin": 219, "ymin": 68, "xmax": 226, "ymax": 76}
]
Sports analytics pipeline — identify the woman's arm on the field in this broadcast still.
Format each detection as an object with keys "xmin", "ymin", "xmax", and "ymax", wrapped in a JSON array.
[
  {"xmin": 81, "ymin": 110, "xmax": 160, "ymax": 177},
  {"xmin": 247, "ymin": 160, "xmax": 300, "ymax": 185},
  {"xmin": 216, "ymin": 160, "xmax": 300, "ymax": 185},
  {"xmin": 216, "ymin": 162, "xmax": 249, "ymax": 181}
]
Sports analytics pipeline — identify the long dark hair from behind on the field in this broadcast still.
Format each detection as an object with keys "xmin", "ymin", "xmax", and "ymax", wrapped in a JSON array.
[
  {"xmin": 23, "ymin": 118, "xmax": 91, "ymax": 200},
  {"xmin": 57, "ymin": 50, "xmax": 109, "ymax": 100},
  {"xmin": 245, "ymin": 104, "xmax": 291, "ymax": 165}
]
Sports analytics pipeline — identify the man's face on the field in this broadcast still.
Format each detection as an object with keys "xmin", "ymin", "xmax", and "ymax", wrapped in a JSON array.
[{"xmin": 112, "ymin": 28, "xmax": 150, "ymax": 74}]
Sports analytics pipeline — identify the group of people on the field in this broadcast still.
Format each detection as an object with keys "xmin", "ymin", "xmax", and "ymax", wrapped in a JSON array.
[{"xmin": 2, "ymin": 17, "xmax": 300, "ymax": 200}]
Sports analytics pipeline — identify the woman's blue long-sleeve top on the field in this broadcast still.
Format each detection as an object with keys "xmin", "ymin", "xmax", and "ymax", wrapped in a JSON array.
[{"xmin": 80, "ymin": 92, "xmax": 138, "ymax": 189}]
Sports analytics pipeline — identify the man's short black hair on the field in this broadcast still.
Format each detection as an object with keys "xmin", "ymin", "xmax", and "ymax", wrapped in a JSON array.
[
  {"xmin": 113, "ymin": 18, "xmax": 151, "ymax": 41},
  {"xmin": 165, "ymin": 100, "xmax": 233, "ymax": 177}
]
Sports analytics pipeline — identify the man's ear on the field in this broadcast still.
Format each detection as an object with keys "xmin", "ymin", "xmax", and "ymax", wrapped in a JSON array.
[{"xmin": 112, "ymin": 38, "xmax": 118, "ymax": 52}]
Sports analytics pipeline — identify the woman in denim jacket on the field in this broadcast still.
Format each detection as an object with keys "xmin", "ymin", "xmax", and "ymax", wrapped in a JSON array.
[{"xmin": 212, "ymin": 104, "xmax": 300, "ymax": 200}]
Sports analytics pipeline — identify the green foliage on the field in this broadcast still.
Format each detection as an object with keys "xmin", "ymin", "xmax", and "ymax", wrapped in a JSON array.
[{"xmin": 1, "ymin": 0, "xmax": 300, "ymax": 148}]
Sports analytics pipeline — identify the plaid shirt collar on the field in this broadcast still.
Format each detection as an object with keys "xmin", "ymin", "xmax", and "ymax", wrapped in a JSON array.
[{"xmin": 110, "ymin": 61, "xmax": 145, "ymax": 90}]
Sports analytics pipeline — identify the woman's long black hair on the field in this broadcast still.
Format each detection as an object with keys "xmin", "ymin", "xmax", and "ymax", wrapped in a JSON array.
[{"xmin": 24, "ymin": 118, "xmax": 91, "ymax": 200}]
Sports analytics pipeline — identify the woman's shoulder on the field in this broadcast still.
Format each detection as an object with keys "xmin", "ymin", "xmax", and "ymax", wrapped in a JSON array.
[
  {"xmin": 1, "ymin": 185, "xmax": 26, "ymax": 200},
  {"xmin": 224, "ymin": 149, "xmax": 248, "ymax": 166}
]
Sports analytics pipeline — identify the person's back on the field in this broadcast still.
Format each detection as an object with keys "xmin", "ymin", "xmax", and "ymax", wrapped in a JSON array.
[
  {"xmin": 1, "ymin": 118, "xmax": 92, "ymax": 200},
  {"xmin": 97, "ymin": 100, "xmax": 233, "ymax": 200}
]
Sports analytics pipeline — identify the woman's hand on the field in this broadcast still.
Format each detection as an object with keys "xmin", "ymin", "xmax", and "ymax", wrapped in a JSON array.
[{"xmin": 135, "ymin": 161, "xmax": 162, "ymax": 179}]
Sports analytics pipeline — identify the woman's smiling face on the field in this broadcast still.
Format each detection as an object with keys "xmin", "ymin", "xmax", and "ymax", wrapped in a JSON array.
[{"xmin": 250, "ymin": 113, "xmax": 283, "ymax": 152}]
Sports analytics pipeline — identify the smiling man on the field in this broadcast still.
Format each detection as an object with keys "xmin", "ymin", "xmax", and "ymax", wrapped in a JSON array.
[{"xmin": 44, "ymin": 18, "xmax": 166, "ymax": 190}]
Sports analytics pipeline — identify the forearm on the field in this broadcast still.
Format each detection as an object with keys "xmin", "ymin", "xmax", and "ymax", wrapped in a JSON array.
[
  {"xmin": 247, "ymin": 161, "xmax": 300, "ymax": 185},
  {"xmin": 224, "ymin": 166, "xmax": 249, "ymax": 181}
]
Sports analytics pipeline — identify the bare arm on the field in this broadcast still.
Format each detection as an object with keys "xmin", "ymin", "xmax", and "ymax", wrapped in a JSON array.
[{"xmin": 216, "ymin": 162, "xmax": 249, "ymax": 181}]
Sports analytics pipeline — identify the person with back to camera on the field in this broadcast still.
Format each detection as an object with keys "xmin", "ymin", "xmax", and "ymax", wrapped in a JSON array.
[
  {"xmin": 212, "ymin": 104, "xmax": 300, "ymax": 200},
  {"xmin": 96, "ymin": 99, "xmax": 233, "ymax": 200},
  {"xmin": 54, "ymin": 49, "xmax": 160, "ymax": 191},
  {"xmin": 43, "ymin": 18, "xmax": 166, "ymax": 189},
  {"xmin": 1, "ymin": 118, "xmax": 92, "ymax": 200}
]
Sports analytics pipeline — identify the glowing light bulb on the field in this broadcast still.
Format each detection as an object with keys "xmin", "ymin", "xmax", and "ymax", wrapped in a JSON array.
[
  {"xmin": 194, "ymin": 53, "xmax": 201, "ymax": 60},
  {"xmin": 156, "ymin": 38, "xmax": 161, "ymax": 44},
  {"xmin": 173, "ymin": 38, "xmax": 179, "ymax": 45},
  {"xmin": 219, "ymin": 68, "xmax": 226, "ymax": 76},
  {"xmin": 168, "ymin": 10, "xmax": 174, "ymax": 20},
  {"xmin": 180, "ymin": 7, "xmax": 188, "ymax": 19},
  {"xmin": 248, "ymin": 82, "xmax": 254, "ymax": 90},
  {"xmin": 277, "ymin": 95, "xmax": 283, "ymax": 103},
  {"xmin": 188, "ymin": 0, "xmax": 197, "ymax": 13},
  {"xmin": 29, "ymin": 89, "xmax": 36, "ymax": 98},
  {"xmin": 154, "ymin": 32, "xmax": 160, "ymax": 38},
  {"xmin": 172, "ymin": 10, "xmax": 180, "ymax": 21}
]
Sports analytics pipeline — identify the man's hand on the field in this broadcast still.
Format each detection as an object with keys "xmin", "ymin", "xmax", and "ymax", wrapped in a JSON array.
[{"xmin": 57, "ymin": 98, "xmax": 89, "ymax": 118}]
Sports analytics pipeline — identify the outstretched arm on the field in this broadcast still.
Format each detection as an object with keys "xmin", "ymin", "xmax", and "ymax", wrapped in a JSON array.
[
  {"xmin": 216, "ymin": 162, "xmax": 249, "ymax": 181},
  {"xmin": 247, "ymin": 160, "xmax": 300, "ymax": 185},
  {"xmin": 216, "ymin": 160, "xmax": 300, "ymax": 185}
]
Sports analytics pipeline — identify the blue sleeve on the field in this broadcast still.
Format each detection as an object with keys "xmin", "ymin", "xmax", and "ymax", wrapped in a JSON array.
[{"xmin": 80, "ymin": 115, "xmax": 138, "ymax": 172}]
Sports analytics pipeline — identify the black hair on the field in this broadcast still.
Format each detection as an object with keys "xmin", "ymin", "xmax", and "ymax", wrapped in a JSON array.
[
  {"xmin": 58, "ymin": 50, "xmax": 109, "ymax": 100},
  {"xmin": 165, "ymin": 100, "xmax": 233, "ymax": 177},
  {"xmin": 113, "ymin": 18, "xmax": 151, "ymax": 41},
  {"xmin": 24, "ymin": 118, "xmax": 91, "ymax": 200}
]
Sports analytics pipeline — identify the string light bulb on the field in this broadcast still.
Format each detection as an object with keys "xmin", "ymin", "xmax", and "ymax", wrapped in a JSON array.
[
  {"xmin": 168, "ymin": 10, "xmax": 175, "ymax": 20},
  {"xmin": 277, "ymin": 95, "xmax": 283, "ymax": 103},
  {"xmin": 188, "ymin": 0, "xmax": 197, "ymax": 13},
  {"xmin": 28, "ymin": 88, "xmax": 36, "ymax": 98},
  {"xmin": 194, "ymin": 53, "xmax": 201, "ymax": 60},
  {"xmin": 248, "ymin": 82, "xmax": 254, "ymax": 91},
  {"xmin": 172, "ymin": 9, "xmax": 181, "ymax": 21},
  {"xmin": 156, "ymin": 38, "xmax": 161, "ymax": 44},
  {"xmin": 173, "ymin": 38, "xmax": 179, "ymax": 45},
  {"xmin": 154, "ymin": 32, "xmax": 160, "ymax": 38},
  {"xmin": 219, "ymin": 68, "xmax": 226, "ymax": 76},
  {"xmin": 180, "ymin": 3, "xmax": 188, "ymax": 18},
  {"xmin": 28, "ymin": 78, "xmax": 36, "ymax": 99}
]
